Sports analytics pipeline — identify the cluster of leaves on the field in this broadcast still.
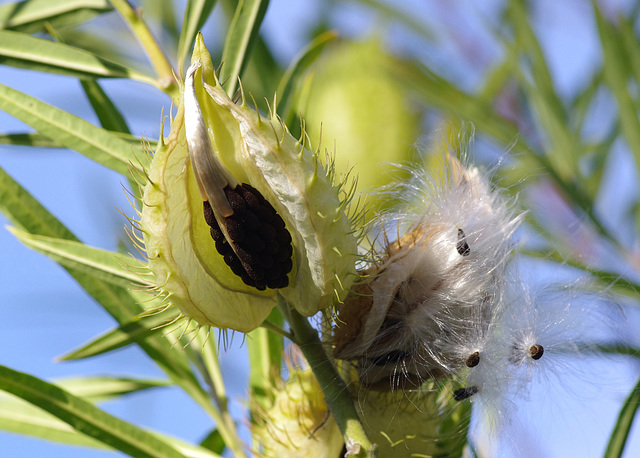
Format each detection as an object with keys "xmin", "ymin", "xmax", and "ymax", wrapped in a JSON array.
[{"xmin": 1, "ymin": 0, "xmax": 640, "ymax": 457}]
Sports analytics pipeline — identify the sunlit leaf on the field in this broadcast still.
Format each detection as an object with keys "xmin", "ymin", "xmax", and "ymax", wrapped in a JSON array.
[
  {"xmin": 0, "ymin": 365, "xmax": 185, "ymax": 458},
  {"xmin": 178, "ymin": 0, "xmax": 218, "ymax": 69},
  {"xmin": 0, "ymin": 0, "xmax": 111, "ymax": 33},
  {"xmin": 59, "ymin": 309, "xmax": 180, "ymax": 361},
  {"xmin": 219, "ymin": 0, "xmax": 270, "ymax": 96},
  {"xmin": 0, "ymin": 83, "xmax": 145, "ymax": 176}
]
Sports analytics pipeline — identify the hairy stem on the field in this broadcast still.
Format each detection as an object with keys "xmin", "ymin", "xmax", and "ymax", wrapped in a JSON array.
[{"xmin": 281, "ymin": 297, "xmax": 377, "ymax": 457}]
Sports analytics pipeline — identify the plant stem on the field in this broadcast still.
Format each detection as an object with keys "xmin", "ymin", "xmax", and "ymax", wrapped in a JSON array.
[
  {"xmin": 281, "ymin": 299, "xmax": 377, "ymax": 457},
  {"xmin": 109, "ymin": 0, "xmax": 179, "ymax": 98}
]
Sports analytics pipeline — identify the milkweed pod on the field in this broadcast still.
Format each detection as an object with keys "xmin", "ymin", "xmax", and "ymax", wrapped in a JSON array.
[
  {"xmin": 252, "ymin": 369, "xmax": 343, "ymax": 457},
  {"xmin": 140, "ymin": 34, "xmax": 359, "ymax": 332}
]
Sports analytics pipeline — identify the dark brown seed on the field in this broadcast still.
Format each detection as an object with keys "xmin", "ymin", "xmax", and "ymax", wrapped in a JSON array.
[
  {"xmin": 457, "ymin": 228, "xmax": 471, "ymax": 256},
  {"xmin": 529, "ymin": 344, "xmax": 544, "ymax": 360},
  {"xmin": 465, "ymin": 351, "xmax": 480, "ymax": 368},
  {"xmin": 453, "ymin": 386, "xmax": 478, "ymax": 401},
  {"xmin": 201, "ymin": 183, "xmax": 293, "ymax": 290}
]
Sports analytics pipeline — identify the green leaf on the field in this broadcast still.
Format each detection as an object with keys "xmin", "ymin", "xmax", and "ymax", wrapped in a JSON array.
[
  {"xmin": 0, "ymin": 132, "xmax": 156, "ymax": 149},
  {"xmin": 0, "ymin": 30, "xmax": 155, "ymax": 84},
  {"xmin": 0, "ymin": 365, "xmax": 185, "ymax": 458},
  {"xmin": 59, "ymin": 309, "xmax": 181, "ymax": 361},
  {"xmin": 0, "ymin": 394, "xmax": 109, "ymax": 450},
  {"xmin": 604, "ymin": 375, "xmax": 640, "ymax": 458},
  {"xmin": 0, "ymin": 0, "xmax": 111, "ymax": 33},
  {"xmin": 178, "ymin": 0, "xmax": 218, "ymax": 69},
  {"xmin": 595, "ymin": 6, "xmax": 640, "ymax": 170},
  {"xmin": 507, "ymin": 0, "xmax": 578, "ymax": 181},
  {"xmin": 219, "ymin": 0, "xmax": 270, "ymax": 96},
  {"xmin": 0, "ymin": 83, "xmax": 145, "ymax": 176},
  {"xmin": 0, "ymin": 133, "xmax": 65, "ymax": 148},
  {"xmin": 0, "ymin": 166, "xmax": 224, "ymax": 423},
  {"xmin": 276, "ymin": 30, "xmax": 338, "ymax": 124},
  {"xmin": 247, "ymin": 307, "xmax": 283, "ymax": 409},
  {"xmin": 80, "ymin": 80, "xmax": 131, "ymax": 134},
  {"xmin": 54, "ymin": 376, "xmax": 170, "ymax": 403},
  {"xmin": 200, "ymin": 429, "xmax": 226, "ymax": 454},
  {"xmin": 8, "ymin": 228, "xmax": 150, "ymax": 289}
]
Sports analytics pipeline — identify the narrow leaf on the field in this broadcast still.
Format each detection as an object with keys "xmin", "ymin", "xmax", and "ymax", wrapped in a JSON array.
[
  {"xmin": 8, "ymin": 227, "xmax": 150, "ymax": 289},
  {"xmin": 0, "ymin": 365, "xmax": 184, "ymax": 458},
  {"xmin": 0, "ymin": 133, "xmax": 63, "ymax": 148},
  {"xmin": 0, "ymin": 0, "xmax": 111, "ymax": 33},
  {"xmin": 604, "ymin": 375, "xmax": 640, "ymax": 458},
  {"xmin": 247, "ymin": 307, "xmax": 283, "ymax": 409},
  {"xmin": 595, "ymin": 6, "xmax": 640, "ymax": 168},
  {"xmin": 200, "ymin": 429, "xmax": 226, "ymax": 454},
  {"xmin": 219, "ymin": 0, "xmax": 270, "ymax": 96},
  {"xmin": 80, "ymin": 79, "xmax": 130, "ymax": 134},
  {"xmin": 0, "ymin": 30, "xmax": 154, "ymax": 84},
  {"xmin": 277, "ymin": 30, "xmax": 338, "ymax": 123},
  {"xmin": 178, "ymin": 0, "xmax": 218, "ymax": 69},
  {"xmin": 59, "ymin": 309, "xmax": 181, "ymax": 361},
  {"xmin": 0, "ymin": 132, "xmax": 156, "ymax": 149},
  {"xmin": 55, "ymin": 376, "xmax": 170, "ymax": 403},
  {"xmin": 0, "ymin": 166, "xmax": 219, "ymax": 417},
  {"xmin": 0, "ymin": 395, "xmax": 109, "ymax": 450},
  {"xmin": 0, "ymin": 83, "xmax": 144, "ymax": 176}
]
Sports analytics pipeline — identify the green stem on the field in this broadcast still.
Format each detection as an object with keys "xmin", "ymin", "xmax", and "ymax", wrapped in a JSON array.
[
  {"xmin": 604, "ymin": 374, "xmax": 640, "ymax": 458},
  {"xmin": 193, "ymin": 332, "xmax": 248, "ymax": 458},
  {"xmin": 281, "ymin": 299, "xmax": 377, "ymax": 457},
  {"xmin": 109, "ymin": 0, "xmax": 179, "ymax": 98}
]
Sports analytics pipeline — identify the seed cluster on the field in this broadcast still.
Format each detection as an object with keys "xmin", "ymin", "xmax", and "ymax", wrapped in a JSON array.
[{"xmin": 203, "ymin": 183, "xmax": 293, "ymax": 290}]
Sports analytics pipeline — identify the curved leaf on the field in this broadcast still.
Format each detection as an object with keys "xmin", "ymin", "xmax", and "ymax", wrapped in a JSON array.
[
  {"xmin": 8, "ymin": 227, "xmax": 150, "ymax": 289},
  {"xmin": 0, "ymin": 30, "xmax": 155, "ymax": 83},
  {"xmin": 219, "ymin": 0, "xmax": 270, "ymax": 96},
  {"xmin": 0, "ymin": 365, "xmax": 185, "ymax": 458},
  {"xmin": 0, "ymin": 0, "xmax": 111, "ymax": 33},
  {"xmin": 178, "ymin": 0, "xmax": 218, "ymax": 68},
  {"xmin": 0, "ymin": 83, "xmax": 144, "ymax": 176}
]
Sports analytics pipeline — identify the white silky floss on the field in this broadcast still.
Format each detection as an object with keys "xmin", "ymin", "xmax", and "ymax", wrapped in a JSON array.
[{"xmin": 333, "ymin": 151, "xmax": 525, "ymax": 391}]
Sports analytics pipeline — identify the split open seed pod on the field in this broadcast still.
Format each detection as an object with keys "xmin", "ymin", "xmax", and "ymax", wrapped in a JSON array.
[{"xmin": 139, "ymin": 35, "xmax": 359, "ymax": 332}]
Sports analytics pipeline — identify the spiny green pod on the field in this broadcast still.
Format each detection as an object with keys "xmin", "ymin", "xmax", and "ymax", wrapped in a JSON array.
[{"xmin": 139, "ymin": 34, "xmax": 359, "ymax": 332}]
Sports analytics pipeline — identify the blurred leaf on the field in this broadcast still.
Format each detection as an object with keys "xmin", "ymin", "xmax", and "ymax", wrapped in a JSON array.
[
  {"xmin": 347, "ymin": 0, "xmax": 434, "ymax": 41},
  {"xmin": 7, "ymin": 228, "xmax": 149, "ymax": 289},
  {"xmin": 178, "ymin": 0, "xmax": 218, "ymax": 69},
  {"xmin": 0, "ymin": 30, "xmax": 155, "ymax": 83},
  {"xmin": 0, "ymin": 82, "xmax": 145, "ymax": 176},
  {"xmin": 0, "ymin": 365, "xmax": 185, "ymax": 458},
  {"xmin": 219, "ymin": 0, "xmax": 270, "ymax": 96},
  {"xmin": 0, "ymin": 133, "xmax": 64, "ymax": 148},
  {"xmin": 507, "ymin": 0, "xmax": 578, "ymax": 181},
  {"xmin": 200, "ymin": 429, "xmax": 226, "ymax": 454},
  {"xmin": 276, "ymin": 30, "xmax": 338, "ymax": 124},
  {"xmin": 60, "ymin": 308, "xmax": 181, "ymax": 361},
  {"xmin": 247, "ymin": 307, "xmax": 284, "ymax": 410},
  {"xmin": 0, "ymin": 0, "xmax": 111, "ymax": 33},
  {"xmin": 596, "ymin": 6, "xmax": 640, "ymax": 169},
  {"xmin": 605, "ymin": 375, "xmax": 640, "ymax": 458}
]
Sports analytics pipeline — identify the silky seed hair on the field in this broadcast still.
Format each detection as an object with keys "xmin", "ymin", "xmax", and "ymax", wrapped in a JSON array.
[{"xmin": 332, "ymin": 144, "xmax": 524, "ymax": 391}]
